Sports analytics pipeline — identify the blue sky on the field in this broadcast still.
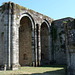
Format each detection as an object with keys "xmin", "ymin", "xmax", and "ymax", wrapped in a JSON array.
[{"xmin": 0, "ymin": 0, "xmax": 75, "ymax": 20}]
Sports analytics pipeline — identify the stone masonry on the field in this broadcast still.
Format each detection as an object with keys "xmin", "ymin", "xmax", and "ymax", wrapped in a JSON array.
[
  {"xmin": 0, "ymin": 1, "xmax": 75, "ymax": 75},
  {"xmin": 52, "ymin": 18, "xmax": 75, "ymax": 75}
]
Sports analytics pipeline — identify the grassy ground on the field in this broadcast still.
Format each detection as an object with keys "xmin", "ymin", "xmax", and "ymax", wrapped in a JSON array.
[{"xmin": 0, "ymin": 66, "xmax": 66, "ymax": 75}]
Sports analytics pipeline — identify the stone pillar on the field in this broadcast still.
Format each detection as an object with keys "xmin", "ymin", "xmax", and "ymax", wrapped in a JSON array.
[
  {"xmin": 38, "ymin": 25, "xmax": 41, "ymax": 66},
  {"xmin": 48, "ymin": 23, "xmax": 52, "ymax": 62},
  {"xmin": 35, "ymin": 24, "xmax": 38, "ymax": 66},
  {"xmin": 16, "ymin": 25, "xmax": 19, "ymax": 67},
  {"xmin": 32, "ymin": 27, "xmax": 35, "ymax": 66},
  {"xmin": 8, "ymin": 2, "xmax": 12, "ymax": 69},
  {"xmin": 11, "ymin": 3, "xmax": 19, "ymax": 70}
]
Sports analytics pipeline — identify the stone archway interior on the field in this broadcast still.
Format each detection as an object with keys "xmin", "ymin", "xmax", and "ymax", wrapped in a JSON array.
[
  {"xmin": 41, "ymin": 22, "xmax": 49, "ymax": 64},
  {"xmin": 19, "ymin": 16, "xmax": 33, "ymax": 66}
]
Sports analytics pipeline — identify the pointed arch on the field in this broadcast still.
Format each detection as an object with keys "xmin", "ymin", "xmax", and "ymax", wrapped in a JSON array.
[
  {"xmin": 19, "ymin": 13, "xmax": 35, "ymax": 66},
  {"xmin": 40, "ymin": 19, "xmax": 51, "ymax": 65}
]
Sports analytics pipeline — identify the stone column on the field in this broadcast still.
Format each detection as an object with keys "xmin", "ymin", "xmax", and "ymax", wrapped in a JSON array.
[
  {"xmin": 16, "ymin": 25, "xmax": 19, "ymax": 67},
  {"xmin": 48, "ymin": 24, "xmax": 52, "ymax": 62},
  {"xmin": 8, "ymin": 2, "xmax": 12, "ymax": 69},
  {"xmin": 32, "ymin": 27, "xmax": 35, "ymax": 66},
  {"xmin": 35, "ymin": 24, "xmax": 38, "ymax": 66},
  {"xmin": 11, "ymin": 3, "xmax": 19, "ymax": 70},
  {"xmin": 38, "ymin": 24, "xmax": 41, "ymax": 66}
]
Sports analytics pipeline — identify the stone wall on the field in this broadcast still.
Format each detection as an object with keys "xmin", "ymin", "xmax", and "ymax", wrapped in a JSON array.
[
  {"xmin": 0, "ymin": 2, "xmax": 52, "ymax": 69},
  {"xmin": 0, "ymin": 4, "xmax": 7, "ymax": 66},
  {"xmin": 0, "ymin": 11, "xmax": 4, "ymax": 66},
  {"xmin": 63, "ymin": 19, "xmax": 75, "ymax": 75},
  {"xmin": 0, "ymin": 2, "xmax": 75, "ymax": 75},
  {"xmin": 52, "ymin": 17, "xmax": 74, "ymax": 65},
  {"xmin": 15, "ymin": 2, "xmax": 52, "ymax": 67}
]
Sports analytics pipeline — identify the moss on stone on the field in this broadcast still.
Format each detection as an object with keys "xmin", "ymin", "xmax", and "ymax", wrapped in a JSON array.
[
  {"xmin": 10, "ymin": 4, "xmax": 12, "ymax": 9},
  {"xmin": 16, "ymin": 17, "xmax": 18, "ymax": 20},
  {"xmin": 1, "ymin": 4, "xmax": 5, "ymax": 13},
  {"xmin": 63, "ymin": 21, "xmax": 67, "ymax": 24},
  {"xmin": 28, "ymin": 9, "xmax": 35, "ymax": 14},
  {"xmin": 69, "ymin": 46, "xmax": 75, "ymax": 49},
  {"xmin": 16, "ymin": 4, "xmax": 27, "ymax": 12},
  {"xmin": 51, "ymin": 18, "xmax": 54, "ymax": 22},
  {"xmin": 2, "ymin": 2, "xmax": 6, "ymax": 5}
]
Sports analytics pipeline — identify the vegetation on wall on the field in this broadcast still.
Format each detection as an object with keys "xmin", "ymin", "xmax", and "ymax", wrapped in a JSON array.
[
  {"xmin": 16, "ymin": 4, "xmax": 27, "ymax": 12},
  {"xmin": 10, "ymin": 4, "xmax": 12, "ymax": 9},
  {"xmin": 0, "ymin": 2, "xmax": 13, "ymax": 13},
  {"xmin": 0, "ymin": 3, "xmax": 5, "ymax": 13},
  {"xmin": 63, "ymin": 21, "xmax": 67, "ymax": 24},
  {"xmin": 51, "ymin": 18, "xmax": 54, "ymax": 22}
]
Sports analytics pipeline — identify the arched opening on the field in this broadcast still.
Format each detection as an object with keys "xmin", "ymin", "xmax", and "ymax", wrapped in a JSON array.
[
  {"xmin": 19, "ymin": 16, "xmax": 33, "ymax": 66},
  {"xmin": 41, "ymin": 22, "xmax": 50, "ymax": 65}
]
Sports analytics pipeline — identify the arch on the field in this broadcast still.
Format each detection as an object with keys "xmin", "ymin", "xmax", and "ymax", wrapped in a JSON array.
[
  {"xmin": 41, "ymin": 19, "xmax": 51, "ymax": 31},
  {"xmin": 19, "ymin": 13, "xmax": 35, "ymax": 66},
  {"xmin": 40, "ymin": 20, "xmax": 51, "ymax": 65},
  {"xmin": 19, "ymin": 13, "xmax": 34, "ymax": 30}
]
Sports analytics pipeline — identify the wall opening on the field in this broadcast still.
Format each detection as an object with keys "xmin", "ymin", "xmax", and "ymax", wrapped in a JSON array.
[
  {"xmin": 19, "ymin": 16, "xmax": 33, "ymax": 66},
  {"xmin": 41, "ymin": 22, "xmax": 49, "ymax": 65}
]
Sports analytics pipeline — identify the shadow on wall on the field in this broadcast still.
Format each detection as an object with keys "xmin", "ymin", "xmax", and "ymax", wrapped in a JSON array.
[{"xmin": 16, "ymin": 69, "xmax": 66, "ymax": 75}]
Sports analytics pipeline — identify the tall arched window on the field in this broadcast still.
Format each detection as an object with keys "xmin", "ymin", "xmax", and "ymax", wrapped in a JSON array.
[
  {"xmin": 41, "ymin": 22, "xmax": 50, "ymax": 65},
  {"xmin": 19, "ymin": 16, "xmax": 33, "ymax": 66}
]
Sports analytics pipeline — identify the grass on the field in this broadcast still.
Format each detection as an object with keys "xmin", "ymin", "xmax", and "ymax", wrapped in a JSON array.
[{"xmin": 0, "ymin": 66, "xmax": 66, "ymax": 75}]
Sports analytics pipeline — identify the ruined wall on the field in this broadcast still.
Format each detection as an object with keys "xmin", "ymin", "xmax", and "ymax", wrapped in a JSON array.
[
  {"xmin": 52, "ymin": 17, "xmax": 75, "ymax": 66},
  {"xmin": 15, "ymin": 4, "xmax": 52, "ymax": 25},
  {"xmin": 63, "ymin": 19, "xmax": 75, "ymax": 75},
  {"xmin": 0, "ymin": 4, "xmax": 6, "ymax": 66},
  {"xmin": 15, "ymin": 3, "xmax": 52, "ymax": 66},
  {"xmin": 2, "ymin": 2, "xmax": 75, "ymax": 71},
  {"xmin": 52, "ymin": 18, "xmax": 71, "ymax": 65},
  {"xmin": 0, "ymin": 11, "xmax": 4, "ymax": 66}
]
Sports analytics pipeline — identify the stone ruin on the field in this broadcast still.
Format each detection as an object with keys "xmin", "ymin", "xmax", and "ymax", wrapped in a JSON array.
[{"xmin": 0, "ymin": 1, "xmax": 75, "ymax": 75}]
